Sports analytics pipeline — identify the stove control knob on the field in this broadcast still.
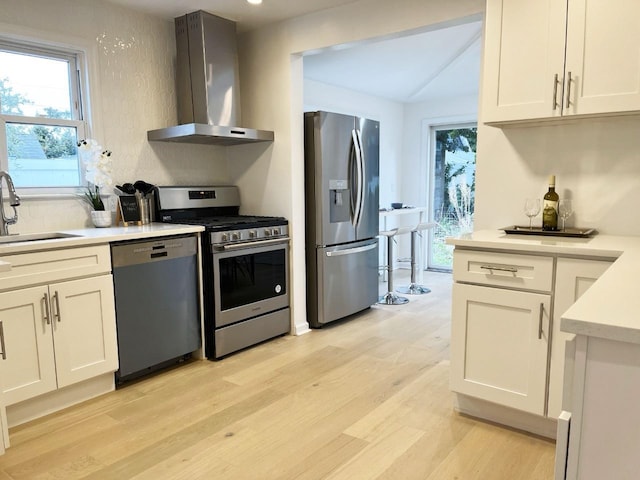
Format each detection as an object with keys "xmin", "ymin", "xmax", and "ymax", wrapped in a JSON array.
[
  {"xmin": 221, "ymin": 233, "xmax": 229, "ymax": 242},
  {"xmin": 264, "ymin": 229, "xmax": 272, "ymax": 237},
  {"xmin": 231, "ymin": 232, "xmax": 240, "ymax": 242},
  {"xmin": 271, "ymin": 227, "xmax": 281, "ymax": 236},
  {"xmin": 249, "ymin": 230, "xmax": 257, "ymax": 239}
]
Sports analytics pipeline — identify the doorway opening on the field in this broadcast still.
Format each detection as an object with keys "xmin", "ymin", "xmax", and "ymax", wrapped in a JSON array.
[{"xmin": 428, "ymin": 124, "xmax": 477, "ymax": 270}]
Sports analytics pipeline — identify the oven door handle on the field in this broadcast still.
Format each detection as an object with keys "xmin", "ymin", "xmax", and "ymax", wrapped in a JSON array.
[
  {"xmin": 216, "ymin": 238, "xmax": 290, "ymax": 251},
  {"xmin": 325, "ymin": 243, "xmax": 377, "ymax": 257}
]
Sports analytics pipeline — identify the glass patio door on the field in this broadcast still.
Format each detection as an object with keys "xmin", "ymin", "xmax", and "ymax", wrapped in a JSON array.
[{"xmin": 427, "ymin": 124, "xmax": 477, "ymax": 270}]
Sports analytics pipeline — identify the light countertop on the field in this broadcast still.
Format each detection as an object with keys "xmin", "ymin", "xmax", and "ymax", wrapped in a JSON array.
[
  {"xmin": 0, "ymin": 223, "xmax": 204, "ymax": 256},
  {"xmin": 447, "ymin": 230, "xmax": 640, "ymax": 345}
]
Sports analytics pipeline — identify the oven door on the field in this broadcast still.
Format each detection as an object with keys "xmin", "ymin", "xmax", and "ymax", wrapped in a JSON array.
[{"xmin": 212, "ymin": 240, "xmax": 289, "ymax": 328}]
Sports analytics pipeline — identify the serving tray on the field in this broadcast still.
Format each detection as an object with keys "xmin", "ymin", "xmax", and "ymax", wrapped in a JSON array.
[{"xmin": 502, "ymin": 226, "xmax": 597, "ymax": 238}]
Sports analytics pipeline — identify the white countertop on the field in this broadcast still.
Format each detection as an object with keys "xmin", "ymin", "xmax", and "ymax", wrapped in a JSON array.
[
  {"xmin": 447, "ymin": 230, "xmax": 640, "ymax": 345},
  {"xmin": 379, "ymin": 206, "xmax": 427, "ymax": 217},
  {"xmin": 0, "ymin": 223, "xmax": 204, "ymax": 256}
]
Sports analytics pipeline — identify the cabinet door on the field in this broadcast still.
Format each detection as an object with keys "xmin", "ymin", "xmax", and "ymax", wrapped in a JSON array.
[
  {"xmin": 481, "ymin": 0, "xmax": 567, "ymax": 123},
  {"xmin": 451, "ymin": 283, "xmax": 550, "ymax": 415},
  {"xmin": 548, "ymin": 258, "xmax": 612, "ymax": 419},
  {"xmin": 564, "ymin": 0, "xmax": 640, "ymax": 116},
  {"xmin": 0, "ymin": 286, "xmax": 57, "ymax": 405},
  {"xmin": 50, "ymin": 275, "xmax": 118, "ymax": 388}
]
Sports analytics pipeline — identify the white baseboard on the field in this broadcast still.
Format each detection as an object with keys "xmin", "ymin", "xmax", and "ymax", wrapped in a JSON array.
[
  {"xmin": 454, "ymin": 393, "xmax": 557, "ymax": 439},
  {"xmin": 7, "ymin": 373, "xmax": 115, "ymax": 430}
]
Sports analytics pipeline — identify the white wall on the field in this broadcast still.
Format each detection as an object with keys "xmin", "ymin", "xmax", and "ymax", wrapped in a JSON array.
[
  {"xmin": 236, "ymin": 0, "xmax": 485, "ymax": 333},
  {"xmin": 402, "ymin": 93, "xmax": 479, "ymax": 210},
  {"xmin": 3, "ymin": 0, "xmax": 487, "ymax": 335},
  {"xmin": 474, "ymin": 117, "xmax": 640, "ymax": 235},
  {"xmin": 1, "ymin": 0, "xmax": 230, "ymax": 233},
  {"xmin": 303, "ymin": 78, "xmax": 405, "ymax": 209}
]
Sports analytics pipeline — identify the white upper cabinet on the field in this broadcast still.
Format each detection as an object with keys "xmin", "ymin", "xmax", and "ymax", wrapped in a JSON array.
[
  {"xmin": 564, "ymin": 0, "xmax": 640, "ymax": 116},
  {"xmin": 482, "ymin": 0, "xmax": 567, "ymax": 123},
  {"xmin": 482, "ymin": 0, "xmax": 640, "ymax": 124}
]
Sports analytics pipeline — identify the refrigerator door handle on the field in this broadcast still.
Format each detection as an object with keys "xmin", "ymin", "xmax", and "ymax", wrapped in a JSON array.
[
  {"xmin": 325, "ymin": 242, "xmax": 377, "ymax": 257},
  {"xmin": 351, "ymin": 129, "xmax": 364, "ymax": 228},
  {"xmin": 355, "ymin": 128, "xmax": 366, "ymax": 227}
]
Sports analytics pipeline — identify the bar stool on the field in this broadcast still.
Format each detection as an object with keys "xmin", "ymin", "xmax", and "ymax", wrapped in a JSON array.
[
  {"xmin": 397, "ymin": 221, "xmax": 437, "ymax": 295},
  {"xmin": 378, "ymin": 226, "xmax": 412, "ymax": 305}
]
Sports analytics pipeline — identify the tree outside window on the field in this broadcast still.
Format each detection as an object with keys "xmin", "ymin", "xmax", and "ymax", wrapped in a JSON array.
[
  {"xmin": 0, "ymin": 42, "xmax": 86, "ymax": 190},
  {"xmin": 431, "ymin": 127, "xmax": 476, "ymax": 269}
]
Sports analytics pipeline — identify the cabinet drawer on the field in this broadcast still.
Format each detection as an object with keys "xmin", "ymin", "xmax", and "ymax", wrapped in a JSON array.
[
  {"xmin": 453, "ymin": 250, "xmax": 553, "ymax": 292},
  {"xmin": 0, "ymin": 245, "xmax": 111, "ymax": 291}
]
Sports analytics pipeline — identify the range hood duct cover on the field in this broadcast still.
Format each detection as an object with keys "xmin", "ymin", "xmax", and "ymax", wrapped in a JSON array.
[{"xmin": 147, "ymin": 11, "xmax": 274, "ymax": 145}]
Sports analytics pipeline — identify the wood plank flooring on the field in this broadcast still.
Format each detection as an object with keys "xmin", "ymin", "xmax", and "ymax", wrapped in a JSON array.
[{"xmin": 0, "ymin": 271, "xmax": 555, "ymax": 479}]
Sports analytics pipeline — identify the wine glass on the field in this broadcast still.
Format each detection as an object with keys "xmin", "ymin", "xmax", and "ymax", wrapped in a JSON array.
[
  {"xmin": 558, "ymin": 199, "xmax": 573, "ymax": 231},
  {"xmin": 524, "ymin": 198, "xmax": 541, "ymax": 230}
]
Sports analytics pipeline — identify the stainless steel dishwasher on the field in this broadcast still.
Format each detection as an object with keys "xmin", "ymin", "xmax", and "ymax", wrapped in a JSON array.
[{"xmin": 111, "ymin": 234, "xmax": 200, "ymax": 383}]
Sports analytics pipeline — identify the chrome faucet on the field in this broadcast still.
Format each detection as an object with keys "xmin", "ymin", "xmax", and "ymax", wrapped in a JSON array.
[{"xmin": 0, "ymin": 171, "xmax": 20, "ymax": 236}]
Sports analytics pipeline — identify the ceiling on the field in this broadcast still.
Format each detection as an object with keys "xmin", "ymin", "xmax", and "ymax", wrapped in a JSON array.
[
  {"xmin": 104, "ymin": 0, "xmax": 362, "ymax": 31},
  {"xmin": 304, "ymin": 20, "xmax": 483, "ymax": 104},
  {"xmin": 105, "ymin": 0, "xmax": 482, "ymax": 105}
]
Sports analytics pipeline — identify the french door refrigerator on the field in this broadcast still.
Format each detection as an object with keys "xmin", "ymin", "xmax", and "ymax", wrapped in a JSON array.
[{"xmin": 304, "ymin": 111, "xmax": 380, "ymax": 328}]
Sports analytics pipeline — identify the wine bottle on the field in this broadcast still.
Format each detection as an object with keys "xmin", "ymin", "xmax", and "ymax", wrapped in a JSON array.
[{"xmin": 542, "ymin": 175, "xmax": 559, "ymax": 231}]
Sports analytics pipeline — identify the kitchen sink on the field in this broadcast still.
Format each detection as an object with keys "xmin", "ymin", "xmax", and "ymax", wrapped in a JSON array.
[{"xmin": 0, "ymin": 232, "xmax": 82, "ymax": 245}]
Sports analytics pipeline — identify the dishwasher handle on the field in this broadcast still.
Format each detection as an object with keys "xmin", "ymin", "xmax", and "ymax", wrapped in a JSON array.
[{"xmin": 111, "ymin": 235, "xmax": 197, "ymax": 267}]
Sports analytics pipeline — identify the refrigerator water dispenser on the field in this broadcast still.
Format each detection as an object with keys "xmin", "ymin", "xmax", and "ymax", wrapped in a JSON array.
[{"xmin": 329, "ymin": 179, "xmax": 350, "ymax": 223}]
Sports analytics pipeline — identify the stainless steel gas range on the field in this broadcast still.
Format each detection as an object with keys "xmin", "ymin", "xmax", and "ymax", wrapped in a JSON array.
[{"xmin": 154, "ymin": 186, "xmax": 290, "ymax": 359}]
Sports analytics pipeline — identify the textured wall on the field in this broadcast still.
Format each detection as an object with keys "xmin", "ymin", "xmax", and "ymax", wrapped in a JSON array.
[{"xmin": 0, "ymin": 0, "xmax": 230, "ymax": 232}]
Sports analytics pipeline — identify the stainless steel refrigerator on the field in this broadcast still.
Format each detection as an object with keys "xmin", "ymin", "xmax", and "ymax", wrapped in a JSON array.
[{"xmin": 304, "ymin": 111, "xmax": 380, "ymax": 328}]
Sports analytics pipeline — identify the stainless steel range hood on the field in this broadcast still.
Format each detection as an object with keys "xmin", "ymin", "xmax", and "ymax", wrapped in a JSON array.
[{"xmin": 147, "ymin": 11, "xmax": 274, "ymax": 146}]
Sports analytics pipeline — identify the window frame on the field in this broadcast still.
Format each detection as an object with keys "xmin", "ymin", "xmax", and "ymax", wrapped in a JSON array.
[{"xmin": 0, "ymin": 37, "xmax": 89, "ymax": 195}]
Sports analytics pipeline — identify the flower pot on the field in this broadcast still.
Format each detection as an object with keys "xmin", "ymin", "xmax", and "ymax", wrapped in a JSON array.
[{"xmin": 91, "ymin": 210, "xmax": 112, "ymax": 228}]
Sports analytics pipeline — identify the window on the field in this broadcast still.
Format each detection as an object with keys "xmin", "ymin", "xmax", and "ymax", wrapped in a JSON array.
[{"xmin": 0, "ymin": 39, "xmax": 86, "ymax": 191}]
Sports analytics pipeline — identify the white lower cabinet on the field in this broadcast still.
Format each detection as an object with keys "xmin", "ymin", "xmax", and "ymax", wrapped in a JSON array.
[
  {"xmin": 557, "ymin": 336, "xmax": 640, "ymax": 480},
  {"xmin": 451, "ymin": 248, "xmax": 613, "ymax": 435},
  {"xmin": 451, "ymin": 283, "xmax": 550, "ymax": 415},
  {"xmin": 0, "ymin": 275, "xmax": 118, "ymax": 406},
  {"xmin": 0, "ymin": 285, "xmax": 57, "ymax": 405},
  {"xmin": 547, "ymin": 257, "xmax": 612, "ymax": 420}
]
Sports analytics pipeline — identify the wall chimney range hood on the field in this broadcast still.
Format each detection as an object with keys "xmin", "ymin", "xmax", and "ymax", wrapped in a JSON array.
[{"xmin": 147, "ymin": 11, "xmax": 274, "ymax": 146}]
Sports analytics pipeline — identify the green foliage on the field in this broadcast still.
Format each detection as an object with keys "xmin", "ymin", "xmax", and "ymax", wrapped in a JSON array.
[
  {"xmin": 436, "ymin": 128, "xmax": 477, "ymax": 153},
  {"xmin": 32, "ymin": 125, "xmax": 76, "ymax": 159},
  {"xmin": 437, "ymin": 128, "xmax": 477, "ymax": 215},
  {"xmin": 1, "ymin": 78, "xmax": 75, "ymax": 159},
  {"xmin": 82, "ymin": 184, "xmax": 105, "ymax": 211},
  {"xmin": 0, "ymin": 77, "xmax": 30, "ymax": 115}
]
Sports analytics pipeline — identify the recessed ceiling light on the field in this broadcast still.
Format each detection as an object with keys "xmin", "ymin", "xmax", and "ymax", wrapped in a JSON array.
[{"xmin": 247, "ymin": 0, "xmax": 262, "ymax": 4}]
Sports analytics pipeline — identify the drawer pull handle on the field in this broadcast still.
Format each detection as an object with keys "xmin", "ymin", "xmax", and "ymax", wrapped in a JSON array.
[
  {"xmin": 538, "ymin": 303, "xmax": 544, "ymax": 340},
  {"xmin": 480, "ymin": 264, "xmax": 518, "ymax": 274}
]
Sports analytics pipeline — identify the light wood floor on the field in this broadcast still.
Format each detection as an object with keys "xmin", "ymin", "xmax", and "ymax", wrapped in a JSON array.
[{"xmin": 0, "ymin": 271, "xmax": 555, "ymax": 479}]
